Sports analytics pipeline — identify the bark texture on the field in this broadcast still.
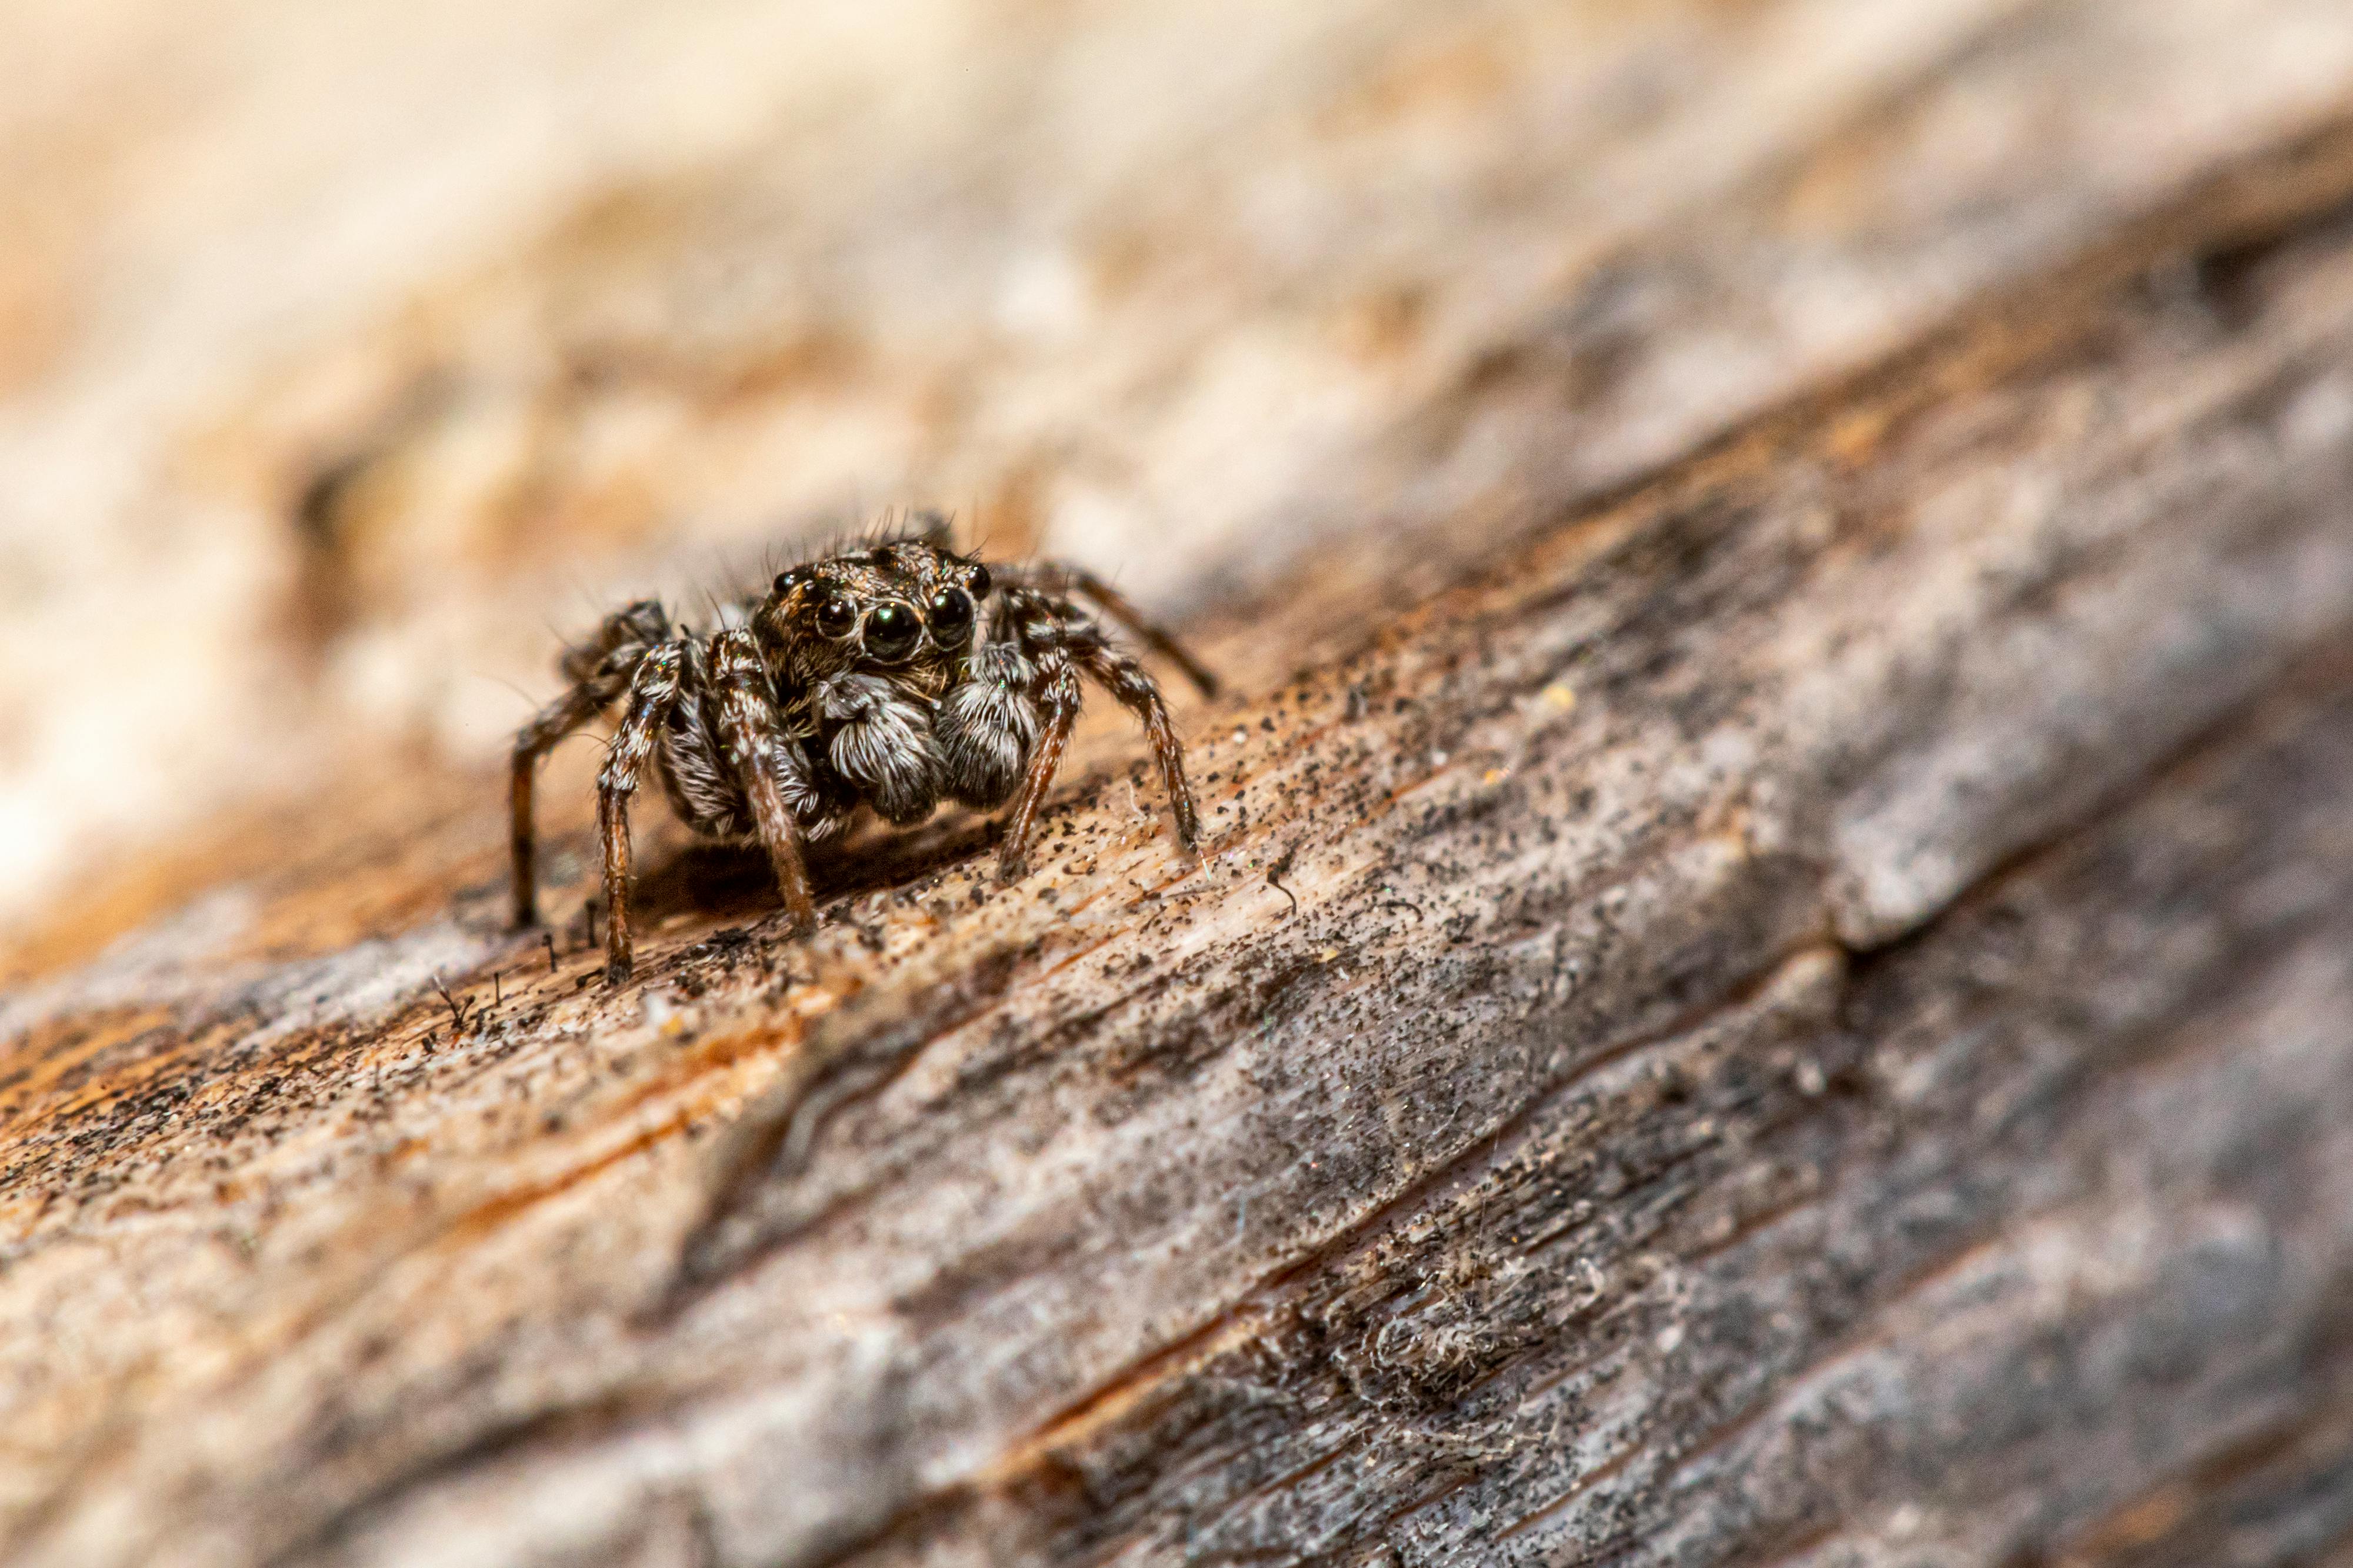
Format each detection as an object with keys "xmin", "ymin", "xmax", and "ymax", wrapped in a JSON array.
[{"xmin": 5, "ymin": 4, "xmax": 2353, "ymax": 1567}]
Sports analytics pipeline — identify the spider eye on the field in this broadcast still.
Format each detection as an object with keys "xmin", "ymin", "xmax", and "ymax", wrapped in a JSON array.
[
  {"xmin": 966, "ymin": 564, "xmax": 992, "ymax": 598},
  {"xmin": 928, "ymin": 587, "xmax": 974, "ymax": 648},
  {"xmin": 812, "ymin": 592, "xmax": 857, "ymax": 639},
  {"xmin": 862, "ymin": 600, "xmax": 922, "ymax": 661}
]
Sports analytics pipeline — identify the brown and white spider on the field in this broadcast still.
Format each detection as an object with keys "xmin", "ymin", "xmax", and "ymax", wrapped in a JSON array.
[{"xmin": 509, "ymin": 516, "xmax": 1218, "ymax": 982}]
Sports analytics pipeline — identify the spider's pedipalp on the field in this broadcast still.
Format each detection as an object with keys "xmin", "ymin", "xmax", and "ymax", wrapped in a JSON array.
[
  {"xmin": 819, "ymin": 670, "xmax": 945, "ymax": 825},
  {"xmin": 936, "ymin": 641, "xmax": 1040, "ymax": 809}
]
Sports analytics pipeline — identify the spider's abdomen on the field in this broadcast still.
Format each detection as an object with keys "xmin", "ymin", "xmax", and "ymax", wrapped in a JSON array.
[
  {"xmin": 818, "ymin": 671, "xmax": 945, "ymax": 825},
  {"xmin": 936, "ymin": 644, "xmax": 1039, "ymax": 809}
]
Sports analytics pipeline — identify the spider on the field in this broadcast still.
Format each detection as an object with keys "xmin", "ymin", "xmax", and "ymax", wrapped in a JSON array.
[{"xmin": 509, "ymin": 516, "xmax": 1219, "ymax": 983}]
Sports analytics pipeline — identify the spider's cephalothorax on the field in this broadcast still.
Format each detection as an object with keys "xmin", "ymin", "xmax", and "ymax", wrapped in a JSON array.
[{"xmin": 509, "ymin": 517, "xmax": 1219, "ymax": 983}]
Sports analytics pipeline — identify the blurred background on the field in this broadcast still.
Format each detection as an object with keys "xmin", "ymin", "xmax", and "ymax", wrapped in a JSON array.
[{"xmin": 5, "ymin": 0, "xmax": 2352, "ymax": 956}]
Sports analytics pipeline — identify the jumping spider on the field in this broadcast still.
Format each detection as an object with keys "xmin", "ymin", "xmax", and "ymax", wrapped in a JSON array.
[{"xmin": 509, "ymin": 516, "xmax": 1218, "ymax": 983}]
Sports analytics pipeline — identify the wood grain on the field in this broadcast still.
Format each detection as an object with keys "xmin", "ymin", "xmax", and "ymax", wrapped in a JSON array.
[{"xmin": 3, "ymin": 4, "xmax": 2353, "ymax": 1566}]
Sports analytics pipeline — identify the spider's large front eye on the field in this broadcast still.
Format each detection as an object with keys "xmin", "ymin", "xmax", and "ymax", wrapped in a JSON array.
[
  {"xmin": 863, "ymin": 600, "xmax": 922, "ymax": 661},
  {"xmin": 812, "ymin": 592, "xmax": 857, "ymax": 639},
  {"xmin": 927, "ymin": 587, "xmax": 974, "ymax": 648}
]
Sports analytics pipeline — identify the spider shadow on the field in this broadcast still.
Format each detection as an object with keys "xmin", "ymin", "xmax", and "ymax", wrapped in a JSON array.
[{"xmin": 625, "ymin": 810, "xmax": 1002, "ymax": 933}]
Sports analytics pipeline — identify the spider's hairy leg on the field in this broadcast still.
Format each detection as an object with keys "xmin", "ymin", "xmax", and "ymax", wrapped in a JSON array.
[
  {"xmin": 1001, "ymin": 561, "xmax": 1219, "ymax": 699},
  {"xmin": 994, "ymin": 655, "xmax": 1081, "ymax": 881},
  {"xmin": 598, "ymin": 641, "xmax": 688, "ymax": 984},
  {"xmin": 1076, "ymin": 640, "xmax": 1201, "ymax": 852},
  {"xmin": 708, "ymin": 630, "xmax": 818, "ymax": 936},
  {"xmin": 511, "ymin": 687, "xmax": 605, "ymax": 927},
  {"xmin": 510, "ymin": 600, "xmax": 671, "ymax": 929}
]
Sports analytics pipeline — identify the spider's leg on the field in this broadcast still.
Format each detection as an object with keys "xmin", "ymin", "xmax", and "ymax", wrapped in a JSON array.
[
  {"xmin": 708, "ymin": 629, "xmax": 819, "ymax": 935},
  {"xmin": 994, "ymin": 650, "xmax": 1082, "ymax": 882},
  {"xmin": 999, "ymin": 561, "xmax": 1219, "ymax": 699},
  {"xmin": 598, "ymin": 641, "xmax": 688, "ymax": 984},
  {"xmin": 510, "ymin": 687, "xmax": 606, "ymax": 928},
  {"xmin": 510, "ymin": 600, "xmax": 670, "ymax": 928},
  {"xmin": 1073, "ymin": 637, "xmax": 1202, "ymax": 853}
]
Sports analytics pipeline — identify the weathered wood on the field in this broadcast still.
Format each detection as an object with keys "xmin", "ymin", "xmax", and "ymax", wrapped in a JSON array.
[{"xmin": 5, "ymin": 4, "xmax": 2353, "ymax": 1567}]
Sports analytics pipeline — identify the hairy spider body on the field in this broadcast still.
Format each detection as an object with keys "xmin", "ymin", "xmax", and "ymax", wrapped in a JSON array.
[{"xmin": 510, "ymin": 519, "xmax": 1218, "ymax": 983}]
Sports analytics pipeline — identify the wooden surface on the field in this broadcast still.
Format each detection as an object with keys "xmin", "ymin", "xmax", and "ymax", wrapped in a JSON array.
[{"xmin": 5, "ymin": 3, "xmax": 2353, "ymax": 1565}]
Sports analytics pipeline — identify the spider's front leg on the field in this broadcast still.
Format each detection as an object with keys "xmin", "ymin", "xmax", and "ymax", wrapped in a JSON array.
[
  {"xmin": 596, "ymin": 640, "xmax": 689, "ymax": 983},
  {"xmin": 708, "ymin": 630, "xmax": 820, "ymax": 936},
  {"xmin": 510, "ymin": 599, "xmax": 671, "ymax": 929}
]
